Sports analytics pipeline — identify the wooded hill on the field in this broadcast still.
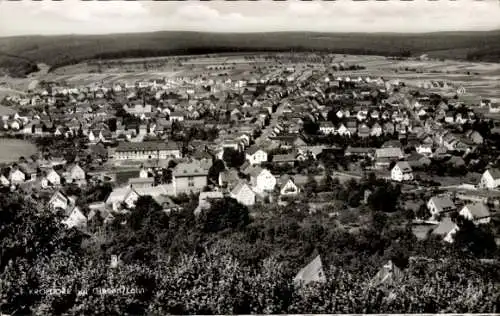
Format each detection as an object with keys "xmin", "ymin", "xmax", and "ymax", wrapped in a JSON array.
[{"xmin": 1, "ymin": 30, "xmax": 499, "ymax": 77}]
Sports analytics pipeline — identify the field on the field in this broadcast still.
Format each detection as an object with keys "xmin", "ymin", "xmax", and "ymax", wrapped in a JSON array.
[
  {"xmin": 0, "ymin": 138, "xmax": 37, "ymax": 164},
  {"xmin": 1, "ymin": 48, "xmax": 500, "ymax": 103}
]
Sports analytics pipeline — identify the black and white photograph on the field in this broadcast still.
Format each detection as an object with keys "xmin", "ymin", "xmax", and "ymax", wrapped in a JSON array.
[{"xmin": 0, "ymin": 0, "xmax": 499, "ymax": 315}]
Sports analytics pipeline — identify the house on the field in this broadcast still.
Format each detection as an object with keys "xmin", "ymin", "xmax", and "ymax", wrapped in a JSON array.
[
  {"xmin": 194, "ymin": 191, "xmax": 224, "ymax": 215},
  {"xmin": 459, "ymin": 203, "xmax": 491, "ymax": 225},
  {"xmin": 479, "ymin": 169, "xmax": 500, "ymax": 189},
  {"xmin": 374, "ymin": 147, "xmax": 404, "ymax": 167},
  {"xmin": 432, "ymin": 217, "xmax": 459, "ymax": 243},
  {"xmin": 152, "ymin": 195, "xmax": 181, "ymax": 213},
  {"xmin": 391, "ymin": 161, "xmax": 413, "ymax": 182},
  {"xmin": 336, "ymin": 123, "xmax": 351, "ymax": 137},
  {"xmin": 128, "ymin": 177, "xmax": 155, "ymax": 188},
  {"xmin": 173, "ymin": 160, "xmax": 210, "ymax": 195},
  {"xmin": 67, "ymin": 164, "xmax": 86, "ymax": 185},
  {"xmin": 427, "ymin": 195, "xmax": 456, "ymax": 219},
  {"xmin": 8, "ymin": 168, "xmax": 26, "ymax": 185},
  {"xmin": 444, "ymin": 111, "xmax": 455, "ymax": 124},
  {"xmin": 319, "ymin": 121, "xmax": 335, "ymax": 135},
  {"xmin": 370, "ymin": 123, "xmax": 383, "ymax": 137},
  {"xmin": 298, "ymin": 146, "xmax": 326, "ymax": 160},
  {"xmin": 218, "ymin": 169, "xmax": 240, "ymax": 190},
  {"xmin": 370, "ymin": 260, "xmax": 404, "ymax": 286},
  {"xmin": 0, "ymin": 174, "xmax": 10, "ymax": 187},
  {"xmin": 279, "ymin": 177, "xmax": 300, "ymax": 196},
  {"xmin": 416, "ymin": 144, "xmax": 433, "ymax": 156},
  {"xmin": 249, "ymin": 167, "xmax": 276, "ymax": 193},
  {"xmin": 169, "ymin": 111, "xmax": 185, "ymax": 122},
  {"xmin": 105, "ymin": 186, "xmax": 141, "ymax": 211},
  {"xmin": 48, "ymin": 191, "xmax": 76, "ymax": 211},
  {"xmin": 272, "ymin": 153, "xmax": 296, "ymax": 166},
  {"xmin": 357, "ymin": 124, "xmax": 371, "ymax": 138},
  {"xmin": 41, "ymin": 169, "xmax": 61, "ymax": 188},
  {"xmin": 345, "ymin": 146, "xmax": 374, "ymax": 158},
  {"xmin": 407, "ymin": 153, "xmax": 431, "ymax": 169},
  {"xmin": 447, "ymin": 156, "xmax": 465, "ymax": 168},
  {"xmin": 230, "ymin": 181, "xmax": 256, "ymax": 206},
  {"xmin": 465, "ymin": 130, "xmax": 484, "ymax": 145},
  {"xmin": 346, "ymin": 120, "xmax": 357, "ymax": 135},
  {"xmin": 62, "ymin": 206, "xmax": 87, "ymax": 229},
  {"xmin": 383, "ymin": 122, "xmax": 395, "ymax": 135},
  {"xmin": 245, "ymin": 146, "xmax": 268, "ymax": 165},
  {"xmin": 293, "ymin": 255, "xmax": 326, "ymax": 286}
]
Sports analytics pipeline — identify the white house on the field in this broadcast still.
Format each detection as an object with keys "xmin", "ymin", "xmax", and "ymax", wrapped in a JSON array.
[
  {"xmin": 427, "ymin": 195, "xmax": 456, "ymax": 219},
  {"xmin": 479, "ymin": 169, "xmax": 500, "ymax": 189},
  {"xmin": 245, "ymin": 147, "xmax": 268, "ymax": 165},
  {"xmin": 66, "ymin": 164, "xmax": 86, "ymax": 185},
  {"xmin": 336, "ymin": 124, "xmax": 351, "ymax": 137},
  {"xmin": 280, "ymin": 178, "xmax": 299, "ymax": 196},
  {"xmin": 41, "ymin": 169, "xmax": 61, "ymax": 188},
  {"xmin": 9, "ymin": 169, "xmax": 26, "ymax": 185},
  {"xmin": 319, "ymin": 121, "xmax": 336, "ymax": 135},
  {"xmin": 62, "ymin": 206, "xmax": 87, "ymax": 229},
  {"xmin": 0, "ymin": 174, "xmax": 10, "ymax": 187},
  {"xmin": 416, "ymin": 144, "xmax": 433, "ymax": 156},
  {"xmin": 105, "ymin": 186, "xmax": 141, "ymax": 212},
  {"xmin": 48, "ymin": 191, "xmax": 76, "ymax": 212},
  {"xmin": 432, "ymin": 217, "xmax": 460, "ymax": 243},
  {"xmin": 249, "ymin": 167, "xmax": 276, "ymax": 193},
  {"xmin": 391, "ymin": 161, "xmax": 414, "ymax": 182},
  {"xmin": 230, "ymin": 182, "xmax": 256, "ymax": 206},
  {"xmin": 459, "ymin": 203, "xmax": 491, "ymax": 225}
]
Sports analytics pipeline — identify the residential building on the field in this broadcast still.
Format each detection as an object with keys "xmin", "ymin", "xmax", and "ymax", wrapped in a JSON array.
[
  {"xmin": 391, "ymin": 161, "xmax": 413, "ymax": 182},
  {"xmin": 427, "ymin": 195, "xmax": 456, "ymax": 219},
  {"xmin": 459, "ymin": 203, "xmax": 491, "ymax": 225},
  {"xmin": 230, "ymin": 182, "xmax": 256, "ymax": 206},
  {"xmin": 249, "ymin": 167, "xmax": 276, "ymax": 193},
  {"xmin": 173, "ymin": 160, "xmax": 210, "ymax": 195},
  {"xmin": 479, "ymin": 169, "xmax": 500, "ymax": 189},
  {"xmin": 432, "ymin": 217, "xmax": 459, "ymax": 243},
  {"xmin": 279, "ymin": 177, "xmax": 300, "ymax": 196},
  {"xmin": 319, "ymin": 121, "xmax": 335, "ymax": 135},
  {"xmin": 245, "ymin": 146, "xmax": 268, "ymax": 165}
]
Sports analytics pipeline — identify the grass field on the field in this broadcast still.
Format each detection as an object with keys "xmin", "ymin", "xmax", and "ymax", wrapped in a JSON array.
[{"xmin": 0, "ymin": 138, "xmax": 37, "ymax": 164}]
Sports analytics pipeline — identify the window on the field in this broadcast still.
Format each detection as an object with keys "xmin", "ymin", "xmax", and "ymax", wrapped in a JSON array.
[{"xmin": 188, "ymin": 177, "xmax": 194, "ymax": 187}]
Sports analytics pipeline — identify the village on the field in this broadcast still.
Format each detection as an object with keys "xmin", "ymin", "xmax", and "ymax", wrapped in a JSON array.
[{"xmin": 0, "ymin": 54, "xmax": 499, "ymax": 250}]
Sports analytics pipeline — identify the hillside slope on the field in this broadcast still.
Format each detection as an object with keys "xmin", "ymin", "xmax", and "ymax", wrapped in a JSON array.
[{"xmin": 0, "ymin": 30, "xmax": 499, "ymax": 77}]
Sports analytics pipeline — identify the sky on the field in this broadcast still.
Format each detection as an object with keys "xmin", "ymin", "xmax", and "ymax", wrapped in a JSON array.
[{"xmin": 0, "ymin": 0, "xmax": 499, "ymax": 37}]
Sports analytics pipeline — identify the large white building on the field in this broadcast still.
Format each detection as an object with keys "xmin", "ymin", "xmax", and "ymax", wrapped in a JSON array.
[{"xmin": 111, "ymin": 141, "xmax": 181, "ymax": 161}]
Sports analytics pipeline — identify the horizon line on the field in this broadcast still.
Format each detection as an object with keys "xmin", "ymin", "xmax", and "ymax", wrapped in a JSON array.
[{"xmin": 1, "ymin": 28, "xmax": 500, "ymax": 39}]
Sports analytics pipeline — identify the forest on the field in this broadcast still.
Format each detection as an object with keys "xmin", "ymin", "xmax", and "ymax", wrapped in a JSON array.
[
  {"xmin": 1, "ymin": 30, "xmax": 500, "ymax": 76},
  {"xmin": 0, "ymin": 172, "xmax": 498, "ymax": 315}
]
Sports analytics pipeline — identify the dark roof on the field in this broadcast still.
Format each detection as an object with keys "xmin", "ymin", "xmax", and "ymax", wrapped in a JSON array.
[{"xmin": 115, "ymin": 141, "xmax": 178, "ymax": 152}]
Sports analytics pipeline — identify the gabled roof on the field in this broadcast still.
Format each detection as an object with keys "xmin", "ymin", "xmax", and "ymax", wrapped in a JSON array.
[
  {"xmin": 293, "ymin": 255, "xmax": 326, "ymax": 286},
  {"xmin": 429, "ymin": 196, "xmax": 455, "ymax": 213},
  {"xmin": 462, "ymin": 203, "xmax": 490, "ymax": 219},
  {"xmin": 375, "ymin": 147, "xmax": 403, "ymax": 159},
  {"xmin": 231, "ymin": 181, "xmax": 253, "ymax": 197},
  {"xmin": 272, "ymin": 153, "xmax": 296, "ymax": 163},
  {"xmin": 246, "ymin": 145, "xmax": 265, "ymax": 155},
  {"xmin": 370, "ymin": 260, "xmax": 404, "ymax": 286},
  {"xmin": 394, "ymin": 161, "xmax": 412, "ymax": 172},
  {"xmin": 433, "ymin": 217, "xmax": 458, "ymax": 235},
  {"xmin": 173, "ymin": 160, "xmax": 210, "ymax": 177},
  {"xmin": 486, "ymin": 168, "xmax": 500, "ymax": 180}
]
